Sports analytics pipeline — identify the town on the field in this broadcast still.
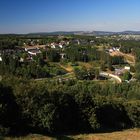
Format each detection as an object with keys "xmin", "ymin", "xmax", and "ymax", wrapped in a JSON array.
[{"xmin": 0, "ymin": 34, "xmax": 137, "ymax": 84}]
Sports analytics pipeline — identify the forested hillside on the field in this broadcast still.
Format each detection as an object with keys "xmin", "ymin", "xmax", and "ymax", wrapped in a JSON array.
[{"xmin": 0, "ymin": 35, "xmax": 140, "ymax": 136}]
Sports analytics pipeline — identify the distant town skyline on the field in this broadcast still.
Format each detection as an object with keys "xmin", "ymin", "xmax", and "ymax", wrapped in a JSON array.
[{"xmin": 0, "ymin": 0, "xmax": 140, "ymax": 34}]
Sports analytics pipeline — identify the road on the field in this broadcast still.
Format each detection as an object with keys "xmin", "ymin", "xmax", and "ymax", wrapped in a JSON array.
[
  {"xmin": 100, "ymin": 71, "xmax": 122, "ymax": 83},
  {"xmin": 35, "ymin": 71, "xmax": 122, "ymax": 83}
]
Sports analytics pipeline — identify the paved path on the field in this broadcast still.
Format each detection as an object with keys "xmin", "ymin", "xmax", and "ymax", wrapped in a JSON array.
[{"xmin": 100, "ymin": 71, "xmax": 122, "ymax": 83}]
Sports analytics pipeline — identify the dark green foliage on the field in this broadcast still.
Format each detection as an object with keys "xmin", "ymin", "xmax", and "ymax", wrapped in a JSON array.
[
  {"xmin": 130, "ymin": 66, "xmax": 135, "ymax": 73},
  {"xmin": 74, "ymin": 67, "xmax": 95, "ymax": 80},
  {"xmin": 0, "ymin": 83, "xmax": 20, "ymax": 135},
  {"xmin": 120, "ymin": 45, "xmax": 132, "ymax": 54},
  {"xmin": 74, "ymin": 67, "xmax": 88, "ymax": 80},
  {"xmin": 49, "ymin": 93, "xmax": 80, "ymax": 133},
  {"xmin": 0, "ymin": 40, "xmax": 18, "ymax": 49},
  {"xmin": 16, "ymin": 86, "xmax": 80, "ymax": 133},
  {"xmin": 0, "ymin": 125, "xmax": 10, "ymax": 136},
  {"xmin": 123, "ymin": 71, "xmax": 132, "ymax": 81},
  {"xmin": 47, "ymin": 49, "xmax": 61, "ymax": 62},
  {"xmin": 125, "ymin": 101, "xmax": 140, "ymax": 127},
  {"xmin": 49, "ymin": 65, "xmax": 67, "ymax": 76},
  {"xmin": 135, "ymin": 62, "xmax": 140, "ymax": 80},
  {"xmin": 74, "ymin": 93, "xmax": 100, "ymax": 131},
  {"xmin": 0, "ymin": 80, "xmax": 140, "ymax": 136},
  {"xmin": 0, "ymin": 53, "xmax": 68, "ymax": 79},
  {"xmin": 95, "ymin": 97, "xmax": 131, "ymax": 129},
  {"xmin": 111, "ymin": 56, "xmax": 125, "ymax": 65},
  {"xmin": 119, "ymin": 40, "xmax": 140, "ymax": 54},
  {"xmin": 134, "ymin": 48, "xmax": 140, "ymax": 62},
  {"xmin": 65, "ymin": 45, "xmax": 99, "ymax": 62}
]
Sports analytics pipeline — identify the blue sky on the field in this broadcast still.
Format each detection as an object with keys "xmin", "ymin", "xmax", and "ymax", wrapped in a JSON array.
[{"xmin": 0, "ymin": 0, "xmax": 140, "ymax": 33}]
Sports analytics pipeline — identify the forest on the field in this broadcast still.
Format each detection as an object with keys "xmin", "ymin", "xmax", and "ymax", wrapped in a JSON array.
[{"xmin": 0, "ymin": 77, "xmax": 140, "ymax": 135}]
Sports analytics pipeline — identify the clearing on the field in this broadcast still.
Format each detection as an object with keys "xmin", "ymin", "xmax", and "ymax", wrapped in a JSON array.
[{"xmin": 110, "ymin": 51, "xmax": 135, "ymax": 65}]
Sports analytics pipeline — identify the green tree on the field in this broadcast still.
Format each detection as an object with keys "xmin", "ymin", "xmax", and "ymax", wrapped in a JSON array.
[
  {"xmin": 47, "ymin": 49, "xmax": 61, "ymax": 62},
  {"xmin": 135, "ymin": 62, "xmax": 140, "ymax": 80},
  {"xmin": 0, "ymin": 83, "xmax": 20, "ymax": 135},
  {"xmin": 125, "ymin": 101, "xmax": 140, "ymax": 127},
  {"xmin": 74, "ymin": 67, "xmax": 88, "ymax": 80},
  {"xmin": 123, "ymin": 71, "xmax": 132, "ymax": 81}
]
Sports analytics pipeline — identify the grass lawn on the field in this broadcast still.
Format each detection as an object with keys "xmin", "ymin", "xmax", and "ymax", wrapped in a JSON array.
[
  {"xmin": 2, "ymin": 128, "xmax": 140, "ymax": 140},
  {"xmin": 73, "ymin": 128, "xmax": 140, "ymax": 140}
]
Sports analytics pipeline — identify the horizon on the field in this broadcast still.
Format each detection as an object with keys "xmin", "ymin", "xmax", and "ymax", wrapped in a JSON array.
[
  {"xmin": 0, "ymin": 0, "xmax": 140, "ymax": 34},
  {"xmin": 1, "ymin": 30, "xmax": 140, "ymax": 35}
]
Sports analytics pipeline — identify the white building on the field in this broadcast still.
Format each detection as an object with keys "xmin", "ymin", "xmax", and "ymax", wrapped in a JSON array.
[
  {"xmin": 0, "ymin": 56, "xmax": 2, "ymax": 61},
  {"xmin": 59, "ymin": 44, "xmax": 63, "ymax": 48},
  {"xmin": 25, "ymin": 47, "xmax": 41, "ymax": 56},
  {"xmin": 124, "ymin": 66, "xmax": 130, "ymax": 71},
  {"xmin": 50, "ymin": 43, "xmax": 56, "ymax": 48}
]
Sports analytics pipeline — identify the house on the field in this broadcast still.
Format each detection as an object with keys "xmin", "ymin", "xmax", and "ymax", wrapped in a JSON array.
[
  {"xmin": 116, "ymin": 47, "xmax": 120, "ymax": 51},
  {"xmin": 124, "ymin": 66, "xmax": 130, "ymax": 71},
  {"xmin": 113, "ymin": 47, "xmax": 120, "ymax": 51},
  {"xmin": 66, "ymin": 41, "xmax": 70, "ymax": 45},
  {"xmin": 19, "ymin": 57, "xmax": 24, "ymax": 62},
  {"xmin": 114, "ymin": 68, "xmax": 124, "ymax": 75},
  {"xmin": 71, "ymin": 39, "xmax": 80, "ymax": 45},
  {"xmin": 109, "ymin": 49, "xmax": 114, "ymax": 53},
  {"xmin": 25, "ymin": 47, "xmax": 41, "ymax": 56},
  {"xmin": 0, "ymin": 56, "xmax": 2, "ymax": 61},
  {"xmin": 59, "ymin": 44, "xmax": 63, "ymax": 48},
  {"xmin": 60, "ymin": 53, "xmax": 65, "ymax": 59},
  {"xmin": 90, "ymin": 40, "xmax": 94, "ymax": 44},
  {"xmin": 50, "ymin": 43, "xmax": 56, "ymax": 49}
]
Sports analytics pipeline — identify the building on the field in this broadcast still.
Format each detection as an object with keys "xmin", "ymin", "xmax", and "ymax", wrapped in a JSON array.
[
  {"xmin": 0, "ymin": 56, "xmax": 2, "ymax": 61},
  {"xmin": 124, "ymin": 66, "xmax": 130, "ymax": 71},
  {"xmin": 25, "ymin": 47, "xmax": 41, "ymax": 56}
]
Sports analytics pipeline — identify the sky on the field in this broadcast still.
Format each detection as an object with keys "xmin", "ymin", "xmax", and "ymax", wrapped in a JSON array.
[{"xmin": 0, "ymin": 0, "xmax": 140, "ymax": 33}]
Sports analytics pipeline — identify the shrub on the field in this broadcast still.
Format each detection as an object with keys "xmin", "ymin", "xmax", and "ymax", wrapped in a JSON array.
[
  {"xmin": 0, "ymin": 125, "xmax": 10, "ymax": 136},
  {"xmin": 95, "ymin": 97, "xmax": 131, "ymax": 129},
  {"xmin": 0, "ymin": 83, "xmax": 20, "ymax": 135},
  {"xmin": 125, "ymin": 101, "xmax": 140, "ymax": 127}
]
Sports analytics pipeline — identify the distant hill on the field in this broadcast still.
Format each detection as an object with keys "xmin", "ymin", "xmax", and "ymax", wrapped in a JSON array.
[
  {"xmin": 121, "ymin": 31, "xmax": 140, "ymax": 35},
  {"xmin": 28, "ymin": 30, "xmax": 140, "ymax": 36},
  {"xmin": 2, "ymin": 31, "xmax": 140, "ymax": 36},
  {"xmin": 27, "ymin": 31, "xmax": 80, "ymax": 36}
]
